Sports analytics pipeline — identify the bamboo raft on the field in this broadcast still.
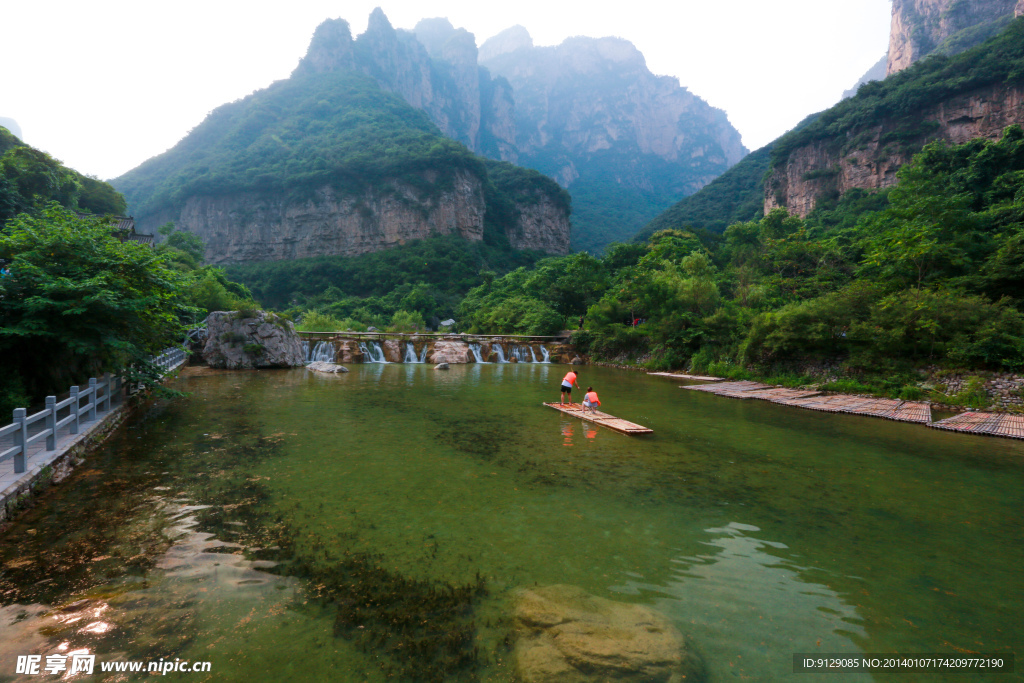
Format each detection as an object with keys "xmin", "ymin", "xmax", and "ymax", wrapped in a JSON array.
[
  {"xmin": 543, "ymin": 403, "xmax": 653, "ymax": 435},
  {"xmin": 681, "ymin": 383, "xmax": 933, "ymax": 424},
  {"xmin": 930, "ymin": 412, "xmax": 1024, "ymax": 439}
]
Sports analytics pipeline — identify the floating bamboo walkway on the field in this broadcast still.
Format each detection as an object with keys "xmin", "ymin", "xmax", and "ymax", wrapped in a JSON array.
[
  {"xmin": 930, "ymin": 412, "xmax": 1024, "ymax": 439},
  {"xmin": 647, "ymin": 372, "xmax": 725, "ymax": 382},
  {"xmin": 543, "ymin": 403, "xmax": 653, "ymax": 435},
  {"xmin": 681, "ymin": 382, "xmax": 933, "ymax": 424}
]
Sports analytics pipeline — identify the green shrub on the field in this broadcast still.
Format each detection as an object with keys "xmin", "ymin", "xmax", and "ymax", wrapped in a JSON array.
[
  {"xmin": 242, "ymin": 342, "xmax": 265, "ymax": 355},
  {"xmin": 819, "ymin": 378, "xmax": 874, "ymax": 395},
  {"xmin": 296, "ymin": 310, "xmax": 344, "ymax": 332},
  {"xmin": 386, "ymin": 309, "xmax": 425, "ymax": 333},
  {"xmin": 898, "ymin": 385, "xmax": 924, "ymax": 401}
]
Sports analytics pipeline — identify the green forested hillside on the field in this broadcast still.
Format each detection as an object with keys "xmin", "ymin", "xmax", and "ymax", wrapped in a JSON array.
[
  {"xmin": 0, "ymin": 126, "xmax": 127, "ymax": 221},
  {"xmin": 632, "ymin": 142, "xmax": 775, "ymax": 241},
  {"xmin": 112, "ymin": 71, "xmax": 487, "ymax": 220},
  {"xmin": 771, "ymin": 17, "xmax": 1024, "ymax": 170},
  {"xmin": 456, "ymin": 128, "xmax": 1024, "ymax": 397}
]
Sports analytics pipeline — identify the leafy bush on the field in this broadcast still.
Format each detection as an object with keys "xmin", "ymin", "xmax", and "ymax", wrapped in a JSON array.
[
  {"xmin": 386, "ymin": 309, "xmax": 425, "ymax": 333},
  {"xmin": 296, "ymin": 310, "xmax": 345, "ymax": 332}
]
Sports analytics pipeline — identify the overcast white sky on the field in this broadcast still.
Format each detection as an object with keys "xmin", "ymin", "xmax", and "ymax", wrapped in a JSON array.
[{"xmin": 1, "ymin": 0, "xmax": 892, "ymax": 181}]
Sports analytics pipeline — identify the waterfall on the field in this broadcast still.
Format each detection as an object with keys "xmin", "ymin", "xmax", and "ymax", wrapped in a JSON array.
[
  {"xmin": 358, "ymin": 341, "xmax": 388, "ymax": 363},
  {"xmin": 419, "ymin": 344, "xmax": 428, "ymax": 363},
  {"xmin": 311, "ymin": 341, "xmax": 334, "ymax": 363},
  {"xmin": 404, "ymin": 342, "xmax": 421, "ymax": 364},
  {"xmin": 494, "ymin": 345, "xmax": 508, "ymax": 363},
  {"xmin": 509, "ymin": 345, "xmax": 537, "ymax": 363},
  {"xmin": 540, "ymin": 346, "xmax": 551, "ymax": 363},
  {"xmin": 304, "ymin": 340, "xmax": 334, "ymax": 364},
  {"xmin": 469, "ymin": 343, "xmax": 484, "ymax": 363}
]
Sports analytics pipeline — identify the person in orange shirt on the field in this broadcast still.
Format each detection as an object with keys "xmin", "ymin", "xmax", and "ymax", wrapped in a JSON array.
[
  {"xmin": 582, "ymin": 387, "xmax": 601, "ymax": 413},
  {"xmin": 560, "ymin": 369, "xmax": 580, "ymax": 405}
]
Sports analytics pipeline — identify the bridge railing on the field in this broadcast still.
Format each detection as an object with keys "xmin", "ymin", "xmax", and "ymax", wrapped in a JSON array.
[{"xmin": 0, "ymin": 347, "xmax": 186, "ymax": 475}]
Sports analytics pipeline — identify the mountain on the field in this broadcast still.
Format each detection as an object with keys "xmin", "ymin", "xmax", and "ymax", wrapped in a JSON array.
[
  {"xmin": 843, "ymin": 56, "xmax": 887, "ymax": 100},
  {"xmin": 0, "ymin": 117, "xmax": 21, "ymax": 141},
  {"xmin": 1, "ymin": 125, "xmax": 126, "ymax": 220},
  {"xmin": 887, "ymin": 0, "xmax": 1022, "ymax": 74},
  {"xmin": 293, "ymin": 11, "xmax": 747, "ymax": 252},
  {"xmin": 632, "ymin": 143, "xmax": 775, "ymax": 241},
  {"xmin": 112, "ymin": 57, "xmax": 570, "ymax": 264},
  {"xmin": 640, "ymin": 16, "xmax": 1024, "ymax": 234},
  {"xmin": 295, "ymin": 11, "xmax": 518, "ymax": 163},
  {"xmin": 479, "ymin": 27, "xmax": 747, "ymax": 252},
  {"xmin": 767, "ymin": 17, "xmax": 1024, "ymax": 217}
]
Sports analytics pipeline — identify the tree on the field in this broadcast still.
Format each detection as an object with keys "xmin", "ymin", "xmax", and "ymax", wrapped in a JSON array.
[{"xmin": 0, "ymin": 205, "xmax": 194, "ymax": 399}]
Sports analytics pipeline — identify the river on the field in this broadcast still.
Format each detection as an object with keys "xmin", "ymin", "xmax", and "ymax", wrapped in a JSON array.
[{"xmin": 1, "ymin": 364, "xmax": 1021, "ymax": 681}]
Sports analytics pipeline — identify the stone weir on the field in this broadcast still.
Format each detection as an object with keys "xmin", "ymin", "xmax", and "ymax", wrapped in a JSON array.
[{"xmin": 300, "ymin": 336, "xmax": 577, "ymax": 365}]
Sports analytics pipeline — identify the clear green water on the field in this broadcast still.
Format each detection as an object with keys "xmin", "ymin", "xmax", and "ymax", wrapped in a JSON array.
[{"xmin": 1, "ymin": 364, "xmax": 1022, "ymax": 681}]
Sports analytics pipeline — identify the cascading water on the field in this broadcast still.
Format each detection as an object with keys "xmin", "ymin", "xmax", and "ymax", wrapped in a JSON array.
[
  {"xmin": 494, "ymin": 345, "xmax": 508, "ymax": 363},
  {"xmin": 529, "ymin": 346, "xmax": 538, "ymax": 363},
  {"xmin": 403, "ymin": 342, "xmax": 421, "ymax": 364},
  {"xmin": 540, "ymin": 346, "xmax": 551, "ymax": 363},
  {"xmin": 303, "ymin": 340, "xmax": 335, "ymax": 364},
  {"xmin": 469, "ymin": 343, "xmax": 484, "ymax": 363},
  {"xmin": 358, "ymin": 341, "xmax": 389, "ymax": 363},
  {"xmin": 419, "ymin": 345, "xmax": 428, "ymax": 363},
  {"xmin": 311, "ymin": 341, "xmax": 334, "ymax": 363}
]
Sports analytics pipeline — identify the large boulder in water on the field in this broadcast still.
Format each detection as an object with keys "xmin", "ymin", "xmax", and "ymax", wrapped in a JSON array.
[
  {"xmin": 513, "ymin": 585, "xmax": 705, "ymax": 683},
  {"xmin": 202, "ymin": 310, "xmax": 305, "ymax": 369}
]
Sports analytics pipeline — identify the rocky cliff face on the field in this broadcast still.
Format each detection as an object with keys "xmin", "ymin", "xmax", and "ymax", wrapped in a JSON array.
[
  {"xmin": 507, "ymin": 192, "xmax": 572, "ymax": 254},
  {"xmin": 765, "ymin": 83, "xmax": 1024, "ymax": 216},
  {"xmin": 148, "ymin": 170, "xmax": 487, "ymax": 265},
  {"xmin": 480, "ymin": 31, "xmax": 745, "ymax": 183},
  {"xmin": 888, "ymin": 0, "xmax": 1019, "ymax": 74},
  {"xmin": 480, "ymin": 27, "xmax": 746, "ymax": 250},
  {"xmin": 295, "ymin": 11, "xmax": 517, "ymax": 162},
  {"xmin": 300, "ymin": 12, "xmax": 747, "ymax": 252}
]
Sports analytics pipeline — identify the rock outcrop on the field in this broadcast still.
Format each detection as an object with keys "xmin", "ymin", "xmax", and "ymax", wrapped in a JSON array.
[
  {"xmin": 148, "ymin": 171, "xmax": 485, "ymax": 265},
  {"xmin": 513, "ymin": 585, "xmax": 705, "ymax": 683},
  {"xmin": 887, "ymin": 0, "xmax": 1019, "ymax": 75},
  {"xmin": 766, "ymin": 82, "xmax": 1024, "ymax": 217},
  {"xmin": 202, "ymin": 311, "xmax": 305, "ymax": 369},
  {"xmin": 295, "ymin": 11, "xmax": 517, "ymax": 162}
]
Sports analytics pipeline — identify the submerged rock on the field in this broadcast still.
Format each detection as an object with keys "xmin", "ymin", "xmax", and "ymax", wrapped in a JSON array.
[
  {"xmin": 202, "ymin": 310, "xmax": 305, "ymax": 369},
  {"xmin": 434, "ymin": 362, "xmax": 450, "ymax": 370},
  {"xmin": 513, "ymin": 585, "xmax": 705, "ymax": 683},
  {"xmin": 307, "ymin": 361, "xmax": 349, "ymax": 373}
]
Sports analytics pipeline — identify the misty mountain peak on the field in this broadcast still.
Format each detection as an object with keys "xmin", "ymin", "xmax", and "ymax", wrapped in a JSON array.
[
  {"xmin": 366, "ymin": 7, "xmax": 396, "ymax": 37},
  {"xmin": 413, "ymin": 18, "xmax": 477, "ymax": 62},
  {"xmin": 294, "ymin": 18, "xmax": 354, "ymax": 75},
  {"xmin": 479, "ymin": 26, "xmax": 533, "ymax": 62}
]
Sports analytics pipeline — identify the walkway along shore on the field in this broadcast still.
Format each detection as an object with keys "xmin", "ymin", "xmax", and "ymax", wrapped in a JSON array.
[
  {"xmin": 0, "ymin": 349, "xmax": 187, "ymax": 527},
  {"xmin": 681, "ymin": 380, "xmax": 1024, "ymax": 441}
]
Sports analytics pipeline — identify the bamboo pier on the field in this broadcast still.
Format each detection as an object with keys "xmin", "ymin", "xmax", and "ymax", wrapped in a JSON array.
[
  {"xmin": 543, "ymin": 403, "xmax": 653, "ymax": 435},
  {"xmin": 682, "ymin": 382, "xmax": 933, "ymax": 424}
]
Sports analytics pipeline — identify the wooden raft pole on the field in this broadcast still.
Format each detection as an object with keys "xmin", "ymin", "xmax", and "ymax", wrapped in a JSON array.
[{"xmin": 543, "ymin": 403, "xmax": 653, "ymax": 435}]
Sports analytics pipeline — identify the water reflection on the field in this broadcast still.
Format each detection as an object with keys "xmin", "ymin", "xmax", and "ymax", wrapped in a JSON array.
[{"xmin": 614, "ymin": 522, "xmax": 868, "ymax": 681}]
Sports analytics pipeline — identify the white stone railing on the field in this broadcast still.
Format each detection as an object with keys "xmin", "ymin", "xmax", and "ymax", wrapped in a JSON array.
[{"xmin": 0, "ymin": 347, "xmax": 186, "ymax": 475}]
